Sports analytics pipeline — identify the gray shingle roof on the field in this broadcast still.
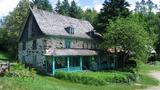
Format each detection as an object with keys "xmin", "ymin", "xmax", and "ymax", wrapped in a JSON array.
[{"xmin": 31, "ymin": 8, "xmax": 94, "ymax": 39}]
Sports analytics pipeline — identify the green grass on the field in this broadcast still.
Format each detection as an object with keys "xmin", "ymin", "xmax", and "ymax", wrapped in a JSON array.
[
  {"xmin": 0, "ymin": 75, "xmax": 146, "ymax": 90},
  {"xmin": 139, "ymin": 61, "xmax": 160, "ymax": 72},
  {"xmin": 0, "ymin": 63, "xmax": 159, "ymax": 90},
  {"xmin": 138, "ymin": 74, "xmax": 159, "ymax": 86},
  {"xmin": 0, "ymin": 51, "xmax": 9, "ymax": 59}
]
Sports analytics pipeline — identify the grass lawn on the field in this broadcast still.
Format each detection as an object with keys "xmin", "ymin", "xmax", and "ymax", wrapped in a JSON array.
[
  {"xmin": 0, "ymin": 52, "xmax": 159, "ymax": 90},
  {"xmin": 139, "ymin": 61, "xmax": 160, "ymax": 72},
  {"xmin": 0, "ymin": 75, "xmax": 146, "ymax": 90},
  {"xmin": 0, "ymin": 51, "xmax": 9, "ymax": 59},
  {"xmin": 0, "ymin": 64, "xmax": 159, "ymax": 90}
]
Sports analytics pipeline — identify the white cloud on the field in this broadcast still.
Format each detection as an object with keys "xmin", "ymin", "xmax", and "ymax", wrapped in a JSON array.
[
  {"xmin": 94, "ymin": 4, "xmax": 102, "ymax": 12},
  {"xmin": 82, "ymin": 5, "xmax": 90, "ymax": 11},
  {"xmin": 0, "ymin": 0, "xmax": 20, "ymax": 17},
  {"xmin": 93, "ymin": 0, "xmax": 103, "ymax": 12}
]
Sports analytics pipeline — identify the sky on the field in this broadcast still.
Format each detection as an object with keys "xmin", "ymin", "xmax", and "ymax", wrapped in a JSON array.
[{"xmin": 0, "ymin": 0, "xmax": 160, "ymax": 19}]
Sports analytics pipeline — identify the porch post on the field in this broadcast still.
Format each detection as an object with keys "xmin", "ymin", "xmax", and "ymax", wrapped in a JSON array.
[
  {"xmin": 80, "ymin": 56, "xmax": 83, "ymax": 71},
  {"xmin": 67, "ymin": 56, "xmax": 70, "ymax": 72},
  {"xmin": 52, "ymin": 56, "xmax": 55, "ymax": 75}
]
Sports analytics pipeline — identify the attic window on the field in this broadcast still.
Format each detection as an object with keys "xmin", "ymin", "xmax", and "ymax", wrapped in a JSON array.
[{"xmin": 65, "ymin": 26, "xmax": 74, "ymax": 34}]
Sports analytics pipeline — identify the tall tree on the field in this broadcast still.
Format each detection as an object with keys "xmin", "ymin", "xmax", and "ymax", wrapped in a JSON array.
[
  {"xmin": 2, "ymin": 0, "xmax": 30, "ymax": 58},
  {"xmin": 134, "ymin": 0, "xmax": 159, "ymax": 48},
  {"xmin": 134, "ymin": 0, "xmax": 157, "ymax": 14},
  {"xmin": 69, "ymin": 0, "xmax": 83, "ymax": 19},
  {"xmin": 83, "ymin": 8, "xmax": 98, "ymax": 26},
  {"xmin": 32, "ymin": 0, "xmax": 53, "ymax": 11},
  {"xmin": 96, "ymin": 0, "xmax": 130, "ymax": 33},
  {"xmin": 55, "ymin": 0, "xmax": 62, "ymax": 13},
  {"xmin": 61, "ymin": 0, "xmax": 70, "ymax": 16}
]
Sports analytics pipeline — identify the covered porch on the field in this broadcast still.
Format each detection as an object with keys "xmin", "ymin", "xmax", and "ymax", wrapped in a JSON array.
[{"xmin": 44, "ymin": 49, "xmax": 98, "ymax": 75}]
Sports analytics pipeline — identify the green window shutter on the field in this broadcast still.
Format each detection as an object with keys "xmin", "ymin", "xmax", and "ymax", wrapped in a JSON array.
[{"xmin": 65, "ymin": 39, "xmax": 71, "ymax": 48}]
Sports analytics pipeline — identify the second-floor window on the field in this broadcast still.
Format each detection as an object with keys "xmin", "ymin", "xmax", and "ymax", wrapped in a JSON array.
[
  {"xmin": 33, "ymin": 40, "xmax": 37, "ymax": 50},
  {"xmin": 65, "ymin": 39, "xmax": 71, "ymax": 48},
  {"xmin": 65, "ymin": 26, "xmax": 74, "ymax": 34}
]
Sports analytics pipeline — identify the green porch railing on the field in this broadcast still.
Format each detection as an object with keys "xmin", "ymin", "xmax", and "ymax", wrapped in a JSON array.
[{"xmin": 55, "ymin": 66, "xmax": 82, "ymax": 72}]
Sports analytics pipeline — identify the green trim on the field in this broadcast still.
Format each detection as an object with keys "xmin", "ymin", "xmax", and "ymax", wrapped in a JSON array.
[
  {"xmin": 46, "ymin": 34, "xmax": 93, "ymax": 40},
  {"xmin": 80, "ymin": 56, "xmax": 83, "ymax": 70},
  {"xmin": 65, "ymin": 39, "xmax": 72, "ymax": 48},
  {"xmin": 52, "ymin": 57, "xmax": 55, "ymax": 75},
  {"xmin": 67, "ymin": 57, "xmax": 70, "ymax": 72}
]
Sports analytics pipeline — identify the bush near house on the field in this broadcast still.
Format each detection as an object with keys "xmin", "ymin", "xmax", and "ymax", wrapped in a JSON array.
[
  {"xmin": 55, "ymin": 71, "xmax": 137, "ymax": 86},
  {"xmin": 5, "ymin": 63, "xmax": 36, "ymax": 78}
]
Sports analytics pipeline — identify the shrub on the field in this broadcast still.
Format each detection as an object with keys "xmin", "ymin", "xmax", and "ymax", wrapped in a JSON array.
[
  {"xmin": 55, "ymin": 71, "xmax": 136, "ymax": 86},
  {"xmin": 5, "ymin": 63, "xmax": 36, "ymax": 79}
]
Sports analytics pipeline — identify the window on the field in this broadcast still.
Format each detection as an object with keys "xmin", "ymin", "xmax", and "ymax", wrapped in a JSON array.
[
  {"xmin": 22, "ymin": 42, "xmax": 26, "ymax": 50},
  {"xmin": 33, "ymin": 40, "xmax": 37, "ymax": 50},
  {"xmin": 65, "ymin": 39, "xmax": 71, "ymax": 48},
  {"xmin": 65, "ymin": 26, "xmax": 74, "ymax": 34},
  {"xmin": 70, "ymin": 27, "xmax": 74, "ymax": 34}
]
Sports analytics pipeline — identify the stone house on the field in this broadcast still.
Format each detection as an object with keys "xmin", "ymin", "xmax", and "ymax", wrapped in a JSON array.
[{"xmin": 18, "ymin": 8, "xmax": 117, "ymax": 75}]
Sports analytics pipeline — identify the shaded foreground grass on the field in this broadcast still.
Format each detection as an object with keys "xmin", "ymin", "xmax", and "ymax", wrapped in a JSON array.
[
  {"xmin": 0, "ymin": 51, "xmax": 9, "ymax": 59},
  {"xmin": 0, "ymin": 66, "xmax": 159, "ymax": 90},
  {"xmin": 0, "ymin": 75, "xmax": 146, "ymax": 90}
]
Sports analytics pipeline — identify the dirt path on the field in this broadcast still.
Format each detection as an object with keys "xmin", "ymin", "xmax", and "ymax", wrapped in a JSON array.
[{"xmin": 144, "ymin": 71, "xmax": 160, "ymax": 90}]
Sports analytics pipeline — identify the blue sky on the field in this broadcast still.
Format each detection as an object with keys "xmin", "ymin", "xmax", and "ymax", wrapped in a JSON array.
[{"xmin": 0, "ymin": 0, "xmax": 160, "ymax": 19}]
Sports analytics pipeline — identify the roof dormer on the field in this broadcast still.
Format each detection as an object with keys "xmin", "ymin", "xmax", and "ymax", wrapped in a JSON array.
[{"xmin": 65, "ymin": 26, "xmax": 74, "ymax": 34}]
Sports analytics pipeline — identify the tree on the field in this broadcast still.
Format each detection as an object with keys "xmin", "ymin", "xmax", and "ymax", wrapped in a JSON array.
[
  {"xmin": 2, "ymin": 0, "xmax": 30, "ymax": 58},
  {"xmin": 69, "ymin": 0, "xmax": 83, "ymax": 19},
  {"xmin": 55, "ymin": 0, "xmax": 62, "ymax": 13},
  {"xmin": 31, "ymin": 0, "xmax": 53, "ymax": 11},
  {"xmin": 134, "ymin": 0, "xmax": 159, "ymax": 49},
  {"xmin": 55, "ymin": 0, "xmax": 84, "ymax": 19},
  {"xmin": 96, "ymin": 0, "xmax": 130, "ymax": 33},
  {"xmin": 134, "ymin": 0, "xmax": 157, "ymax": 14},
  {"xmin": 83, "ymin": 8, "xmax": 98, "ymax": 26},
  {"xmin": 61, "ymin": 0, "xmax": 70, "ymax": 16},
  {"xmin": 101, "ymin": 15, "xmax": 152, "ymax": 63}
]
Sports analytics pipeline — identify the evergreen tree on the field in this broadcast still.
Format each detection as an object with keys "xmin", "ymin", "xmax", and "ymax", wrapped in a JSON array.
[
  {"xmin": 96, "ymin": 0, "xmax": 130, "ymax": 33},
  {"xmin": 32, "ymin": 0, "xmax": 53, "ymax": 11},
  {"xmin": 69, "ymin": 0, "xmax": 83, "ymax": 19},
  {"xmin": 61, "ymin": 0, "xmax": 70, "ymax": 16},
  {"xmin": 83, "ymin": 8, "xmax": 98, "ymax": 26},
  {"xmin": 55, "ymin": 0, "xmax": 62, "ymax": 13}
]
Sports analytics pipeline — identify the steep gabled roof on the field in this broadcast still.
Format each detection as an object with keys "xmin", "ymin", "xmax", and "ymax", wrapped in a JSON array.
[{"xmin": 30, "ymin": 8, "xmax": 94, "ymax": 39}]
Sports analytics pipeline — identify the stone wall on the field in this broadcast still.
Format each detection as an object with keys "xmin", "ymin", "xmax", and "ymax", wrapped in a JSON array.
[
  {"xmin": 18, "ymin": 38, "xmax": 46, "ymax": 70},
  {"xmin": 18, "ymin": 36, "xmax": 99, "ymax": 71},
  {"xmin": 45, "ymin": 37, "xmax": 98, "ymax": 49}
]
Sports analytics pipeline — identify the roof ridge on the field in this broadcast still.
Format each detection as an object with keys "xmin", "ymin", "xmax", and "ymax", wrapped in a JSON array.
[{"xmin": 31, "ymin": 8, "xmax": 90, "ymax": 23}]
